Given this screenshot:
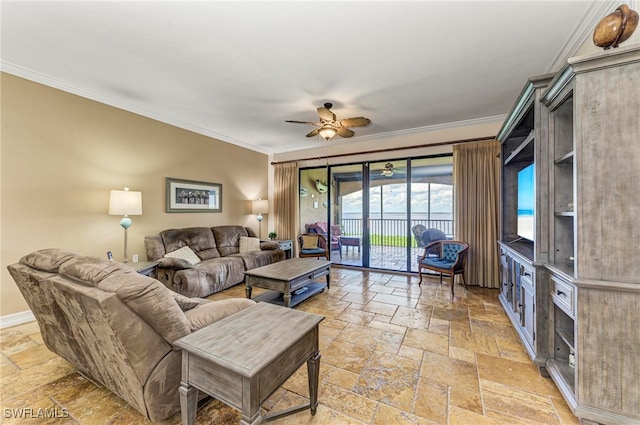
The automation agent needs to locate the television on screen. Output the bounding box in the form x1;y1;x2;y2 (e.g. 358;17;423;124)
517;163;535;241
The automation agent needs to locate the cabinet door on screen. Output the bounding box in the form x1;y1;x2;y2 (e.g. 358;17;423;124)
521;278;535;346
500;251;510;299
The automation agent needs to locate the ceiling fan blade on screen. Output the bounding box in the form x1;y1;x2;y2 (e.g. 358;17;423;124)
306;128;320;137
340;117;371;127
337;127;354;138
285;120;320;125
317;107;336;122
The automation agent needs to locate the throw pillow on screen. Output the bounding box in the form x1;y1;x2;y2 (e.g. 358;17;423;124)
239;236;261;253
170;291;200;311
164;246;201;265
301;235;318;249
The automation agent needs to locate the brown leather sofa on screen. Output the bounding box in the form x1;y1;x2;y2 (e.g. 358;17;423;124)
7;248;256;422
145;225;285;297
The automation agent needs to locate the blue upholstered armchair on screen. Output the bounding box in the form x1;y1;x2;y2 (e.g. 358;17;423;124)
418;240;469;295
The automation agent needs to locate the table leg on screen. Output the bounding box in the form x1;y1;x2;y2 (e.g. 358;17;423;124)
307;351;321;415
326;273;330;289
179;382;198;425
245;281;252;299
283;292;292;308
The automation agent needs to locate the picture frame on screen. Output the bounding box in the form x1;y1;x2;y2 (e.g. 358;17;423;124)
166;177;222;213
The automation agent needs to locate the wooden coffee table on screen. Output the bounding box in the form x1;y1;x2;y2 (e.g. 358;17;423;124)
175;302;324;425
244;258;331;307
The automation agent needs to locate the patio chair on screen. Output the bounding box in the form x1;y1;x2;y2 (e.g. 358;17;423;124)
411;224;427;247
418;240;469;295
298;233;329;260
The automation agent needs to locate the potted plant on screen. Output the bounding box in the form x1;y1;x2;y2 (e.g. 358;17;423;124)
268;232;277;240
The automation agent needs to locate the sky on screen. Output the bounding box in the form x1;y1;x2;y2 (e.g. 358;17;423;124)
342;183;452;215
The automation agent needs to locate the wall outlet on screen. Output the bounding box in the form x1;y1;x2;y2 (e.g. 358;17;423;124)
132;254;139;263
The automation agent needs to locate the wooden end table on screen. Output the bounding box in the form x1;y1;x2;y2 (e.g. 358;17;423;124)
244;258;331;308
174;303;324;425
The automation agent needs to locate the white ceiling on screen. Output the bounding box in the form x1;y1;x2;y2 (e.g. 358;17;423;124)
1;1;610;155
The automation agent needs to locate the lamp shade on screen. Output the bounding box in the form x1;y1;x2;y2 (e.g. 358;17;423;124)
109;188;142;216
252;199;268;215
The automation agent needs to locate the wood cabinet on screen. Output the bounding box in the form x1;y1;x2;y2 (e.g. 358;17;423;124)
497;75;553;372
539;45;640;425
500;45;640;424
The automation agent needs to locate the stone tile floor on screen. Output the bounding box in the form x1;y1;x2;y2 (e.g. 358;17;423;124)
0;267;579;424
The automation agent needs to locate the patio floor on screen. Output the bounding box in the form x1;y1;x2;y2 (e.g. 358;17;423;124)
332;244;425;273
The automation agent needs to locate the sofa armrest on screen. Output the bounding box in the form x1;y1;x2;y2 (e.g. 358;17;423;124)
157;257;193;270
260;241;280;250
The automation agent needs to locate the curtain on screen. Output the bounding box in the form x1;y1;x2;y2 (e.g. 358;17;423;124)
273;162;298;241
453;140;501;288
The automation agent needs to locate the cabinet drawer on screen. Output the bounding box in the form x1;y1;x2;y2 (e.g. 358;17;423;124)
278;241;293;250
520;264;534;288
552;276;575;318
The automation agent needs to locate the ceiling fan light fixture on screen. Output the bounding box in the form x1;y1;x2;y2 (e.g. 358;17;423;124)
318;126;337;141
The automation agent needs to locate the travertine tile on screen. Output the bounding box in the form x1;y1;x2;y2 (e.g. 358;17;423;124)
481;381;561;425
323;338;374;374
336;308;376;326
362;301;399;316
371;293;419;308
318;383;378;423
353;351;420;411
477;354;557;397
420;351;479;392
373;402;437;425
450;328;500;356
413;377;447;423
390;306;431;330
404;329;449;355
449;386;483;414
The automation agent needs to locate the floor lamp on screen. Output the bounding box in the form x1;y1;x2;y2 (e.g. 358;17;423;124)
109;187;142;263
252;198;268;239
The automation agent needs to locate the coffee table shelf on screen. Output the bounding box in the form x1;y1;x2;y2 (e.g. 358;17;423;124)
245;258;331;308
253;282;326;307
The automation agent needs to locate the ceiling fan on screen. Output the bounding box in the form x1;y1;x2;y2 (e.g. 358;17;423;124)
380;162;406;177
286;103;371;141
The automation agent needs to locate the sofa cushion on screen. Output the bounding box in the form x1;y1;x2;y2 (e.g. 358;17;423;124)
212;225;248;256
20;248;78;273
239;236;261;253
59;256;134;285
301;235;319;249
184;298;256;331
164;246;201;265
160;227;220;260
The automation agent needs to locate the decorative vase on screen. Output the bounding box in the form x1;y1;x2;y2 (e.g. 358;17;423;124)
593;4;639;49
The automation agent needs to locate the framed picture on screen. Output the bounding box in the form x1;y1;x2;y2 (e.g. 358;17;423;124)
166;178;222;213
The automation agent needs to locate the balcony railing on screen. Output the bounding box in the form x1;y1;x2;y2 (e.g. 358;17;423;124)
340;218;454;246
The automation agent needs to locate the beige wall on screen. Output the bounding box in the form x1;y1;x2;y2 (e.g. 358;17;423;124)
0;73;269;316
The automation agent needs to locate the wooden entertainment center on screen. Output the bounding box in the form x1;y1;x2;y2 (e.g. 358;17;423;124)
497;46;640;425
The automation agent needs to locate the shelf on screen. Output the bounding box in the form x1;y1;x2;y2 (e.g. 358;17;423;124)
555;327;575;351
547;358;576;393
555;211;574;217
554;150;574;164
504;130;534;165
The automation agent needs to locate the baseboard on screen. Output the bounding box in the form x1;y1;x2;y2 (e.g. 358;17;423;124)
0;310;35;329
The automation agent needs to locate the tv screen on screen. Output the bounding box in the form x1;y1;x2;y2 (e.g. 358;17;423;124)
517;163;535;241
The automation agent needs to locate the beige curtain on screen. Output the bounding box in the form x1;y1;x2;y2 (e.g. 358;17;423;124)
453;140;500;288
273;162;299;240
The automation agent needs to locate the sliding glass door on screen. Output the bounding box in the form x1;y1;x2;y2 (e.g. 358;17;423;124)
299;155;453;272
